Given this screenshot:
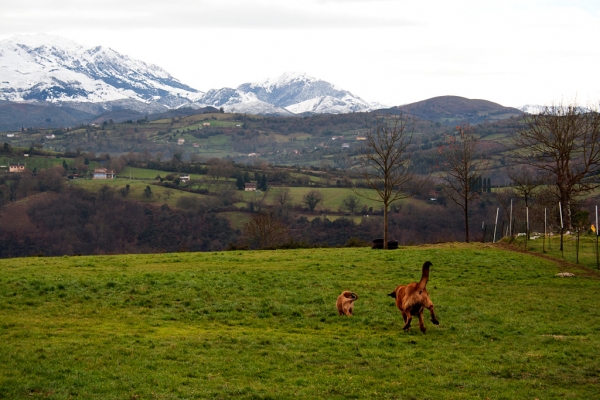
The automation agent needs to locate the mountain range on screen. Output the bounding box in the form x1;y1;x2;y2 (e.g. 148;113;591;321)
0;34;378;117
0;33;530;131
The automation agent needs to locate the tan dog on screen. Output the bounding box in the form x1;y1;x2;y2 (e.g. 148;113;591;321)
388;261;439;333
336;291;358;316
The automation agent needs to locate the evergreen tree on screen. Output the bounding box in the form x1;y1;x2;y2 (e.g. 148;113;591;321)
236;176;245;190
260;174;268;191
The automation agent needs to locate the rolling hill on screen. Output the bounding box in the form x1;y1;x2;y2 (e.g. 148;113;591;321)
386;95;523;125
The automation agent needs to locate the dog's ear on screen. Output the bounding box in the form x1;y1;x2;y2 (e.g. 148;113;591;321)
387;291;396;298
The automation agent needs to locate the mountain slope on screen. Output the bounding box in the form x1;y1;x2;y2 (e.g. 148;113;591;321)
0;34;203;109
0;102;95;131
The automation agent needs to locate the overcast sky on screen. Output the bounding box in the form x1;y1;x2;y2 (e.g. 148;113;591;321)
1;0;599;108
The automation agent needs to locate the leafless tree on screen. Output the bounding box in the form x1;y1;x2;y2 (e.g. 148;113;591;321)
507;166;544;208
352;116;421;248
438;124;489;242
275;187;292;207
244;211;289;249
511;102;600;248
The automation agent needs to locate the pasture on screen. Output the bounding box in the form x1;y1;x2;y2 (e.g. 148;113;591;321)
0;244;599;399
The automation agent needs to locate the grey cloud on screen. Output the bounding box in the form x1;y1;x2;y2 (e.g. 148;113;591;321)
0;0;415;32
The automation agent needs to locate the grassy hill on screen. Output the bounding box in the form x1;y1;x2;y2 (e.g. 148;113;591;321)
394;96;523;125
1;244;599;398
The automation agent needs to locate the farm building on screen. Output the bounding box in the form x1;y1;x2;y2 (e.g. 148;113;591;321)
93;168;116;179
245;182;257;191
9;163;25;173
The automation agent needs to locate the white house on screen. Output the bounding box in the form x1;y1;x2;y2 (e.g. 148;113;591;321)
93;168;116;179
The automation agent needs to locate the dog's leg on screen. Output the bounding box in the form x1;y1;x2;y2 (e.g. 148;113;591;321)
402;314;412;331
418;310;427;333
428;305;439;325
401;310;408;324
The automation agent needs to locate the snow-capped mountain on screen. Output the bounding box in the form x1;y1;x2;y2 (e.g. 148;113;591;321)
519;104;591;114
519;105;545;114
0;33;203;109
0;34;382;117
202;72;379;114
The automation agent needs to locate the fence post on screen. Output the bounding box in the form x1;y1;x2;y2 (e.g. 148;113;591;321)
559;202;564;258
596;206;600;269
526;207;529;250
576;227;579;264
543;208;546;253
482;222;486;243
493;208;499;243
509;199;513;237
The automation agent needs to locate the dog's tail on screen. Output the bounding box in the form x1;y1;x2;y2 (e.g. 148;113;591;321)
387;291;396;298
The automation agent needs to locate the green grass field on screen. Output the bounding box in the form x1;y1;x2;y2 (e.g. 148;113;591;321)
1;244;599;399
0;156;63;171
243;187;387;211
513;233;600;270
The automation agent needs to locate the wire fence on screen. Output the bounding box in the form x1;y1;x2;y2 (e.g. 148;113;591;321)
482;205;600;270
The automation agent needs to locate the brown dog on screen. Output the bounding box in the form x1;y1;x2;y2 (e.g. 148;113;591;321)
388;261;439;333
336;291;358;316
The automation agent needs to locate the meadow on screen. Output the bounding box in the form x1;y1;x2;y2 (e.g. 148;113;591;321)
1;244;599;399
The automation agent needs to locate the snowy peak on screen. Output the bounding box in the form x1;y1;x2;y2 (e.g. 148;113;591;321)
0;33;203;107
0;34;383;116
230;72;377;114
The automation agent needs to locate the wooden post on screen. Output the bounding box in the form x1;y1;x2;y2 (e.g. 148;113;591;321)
482;222;485;243
576;227;580;264
526;207;529;250
596;206;600;269
509;199;513;237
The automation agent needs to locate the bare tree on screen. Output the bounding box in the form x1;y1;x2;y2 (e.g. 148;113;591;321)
507;166;544;208
275;187;292;207
511;102;600;234
303;189;323;212
352;116;421;249
438;124;489;243
244;212;289;249
341;194;361;215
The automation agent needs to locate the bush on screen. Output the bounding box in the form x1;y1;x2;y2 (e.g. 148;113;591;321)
345;237;370;247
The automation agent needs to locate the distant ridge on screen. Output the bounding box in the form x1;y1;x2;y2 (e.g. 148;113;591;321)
383;96;523;125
